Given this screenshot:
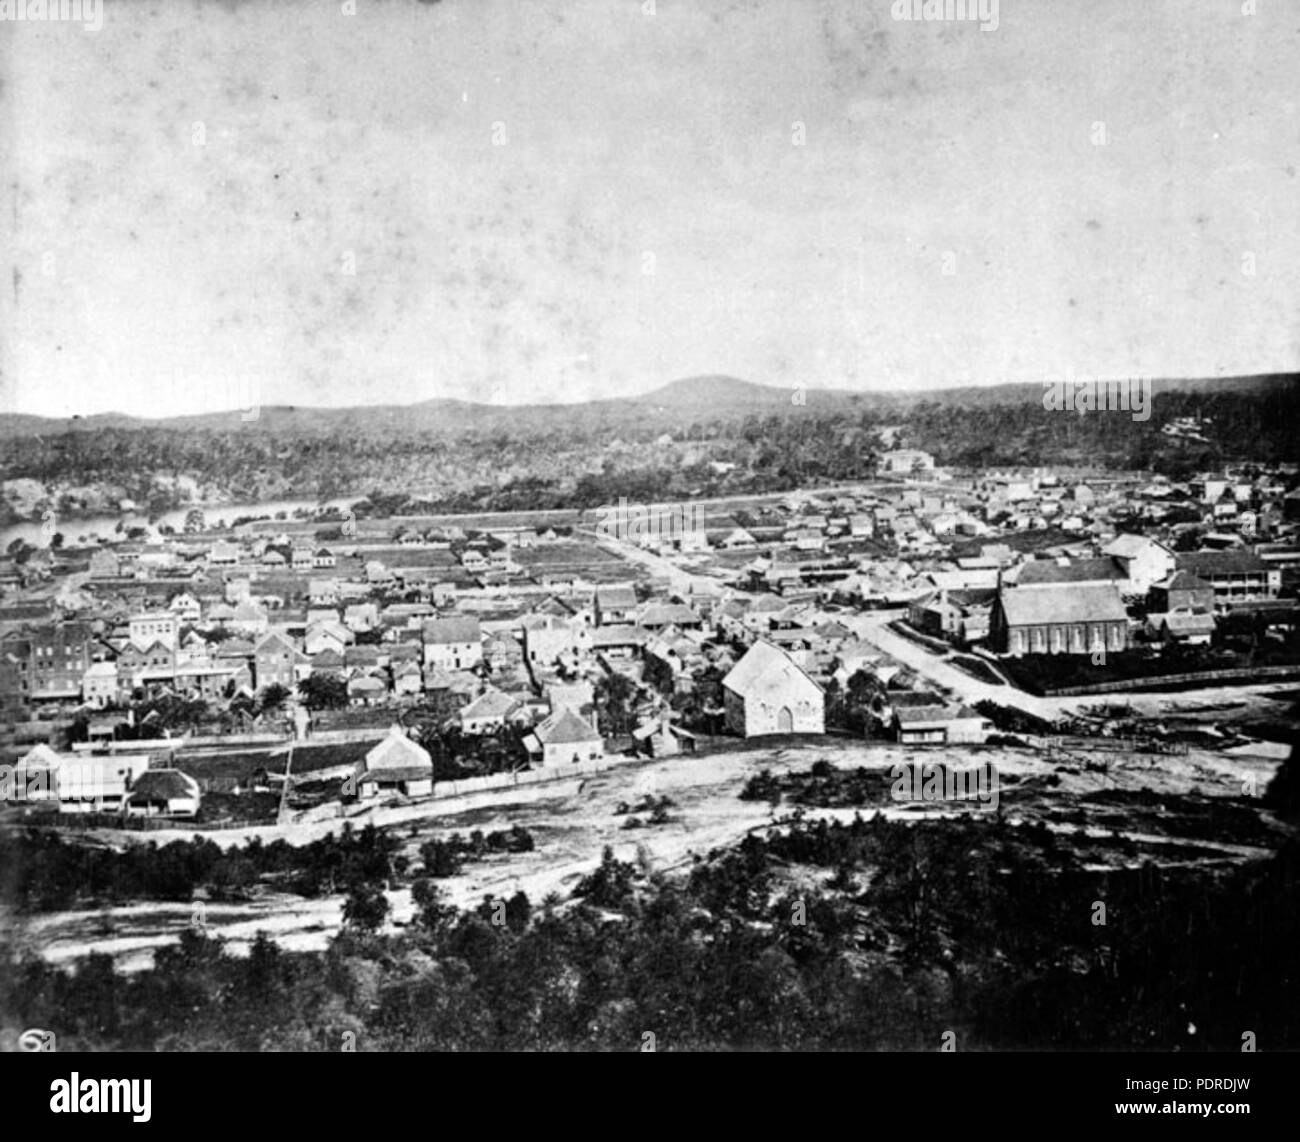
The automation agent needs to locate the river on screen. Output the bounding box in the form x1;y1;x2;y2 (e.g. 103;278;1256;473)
1;496;363;551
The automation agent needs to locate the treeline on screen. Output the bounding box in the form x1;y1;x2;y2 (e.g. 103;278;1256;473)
4;810;1298;1050
5;385;1296;521
3;822;534;911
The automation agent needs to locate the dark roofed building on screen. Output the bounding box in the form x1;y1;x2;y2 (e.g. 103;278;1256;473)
990;583;1129;656
1175;551;1281;606
1008;556;1127;588
124;769;202;818
593;584;639;626
1149;570;1215;615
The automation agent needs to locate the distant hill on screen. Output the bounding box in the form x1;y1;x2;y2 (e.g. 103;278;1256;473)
0;371;1294;439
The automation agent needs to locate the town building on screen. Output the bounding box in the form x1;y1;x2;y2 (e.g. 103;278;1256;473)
721;640;824;736
989;584;1130;656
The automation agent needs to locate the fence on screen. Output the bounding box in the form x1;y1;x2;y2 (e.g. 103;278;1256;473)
1022;734;1190;757
1041;664;1300;696
431;753;634;799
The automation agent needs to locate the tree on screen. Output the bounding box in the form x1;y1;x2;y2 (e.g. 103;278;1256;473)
595;672;637;737
411;878;457;933
298;674;347;710
341;882;390;933
260;683;291;712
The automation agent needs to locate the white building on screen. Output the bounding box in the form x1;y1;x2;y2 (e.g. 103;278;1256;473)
722;641;824;737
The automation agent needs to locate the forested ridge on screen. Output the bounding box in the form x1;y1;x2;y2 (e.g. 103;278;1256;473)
3;381;1296;522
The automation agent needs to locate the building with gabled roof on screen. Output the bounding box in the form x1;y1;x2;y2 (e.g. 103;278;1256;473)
1175;550;1281;607
422;615;482;671
458;685;524;733
523;708;604;767
990;583;1129;656
722;640;824;737
593;584;639;626
124;769;201;818
353;726;433;798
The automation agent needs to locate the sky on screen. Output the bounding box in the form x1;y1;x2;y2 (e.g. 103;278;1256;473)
1;0;1297;418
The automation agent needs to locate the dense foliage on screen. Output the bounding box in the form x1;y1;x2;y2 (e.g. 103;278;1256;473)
4;810;1297;1051
5;382;1297;522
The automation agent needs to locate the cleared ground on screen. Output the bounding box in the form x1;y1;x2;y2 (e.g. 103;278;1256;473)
11;732;1289;974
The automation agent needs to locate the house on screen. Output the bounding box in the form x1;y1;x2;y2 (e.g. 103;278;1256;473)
348;674;389;706
460;549;489;574
593;584;639;626
365;560;395;586
546;680;596;718
178;629;213;666
889;692;992;745
908;589;995;645
117;640;177;688
254;630;306;692
313;547;337;568
228;598;270;637
167;592;202;625
1148;570;1216;615
344;603;381;633
521;613;586;665
82;660;120;708
129;611;178;650
523;708;604;767
308;579;340;606
458;686;524;734
353;727;434;798
590;624;646;659
305;619;354;657
718;527;757;549
791;528;827;553
1146;610;1217;646
848;513;875;538
291;546;316;571
722;640;824;737
208;541;241;566
880;449;935;475
632;713;697;758
1175;551;1281;608
989;584;1130;656
1102;534;1177;595
483;631;525;673
54;754;151;814
393;661;424;696
422;616;483;671
635;602;703;631
124;769;202;818
423;667;479;705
